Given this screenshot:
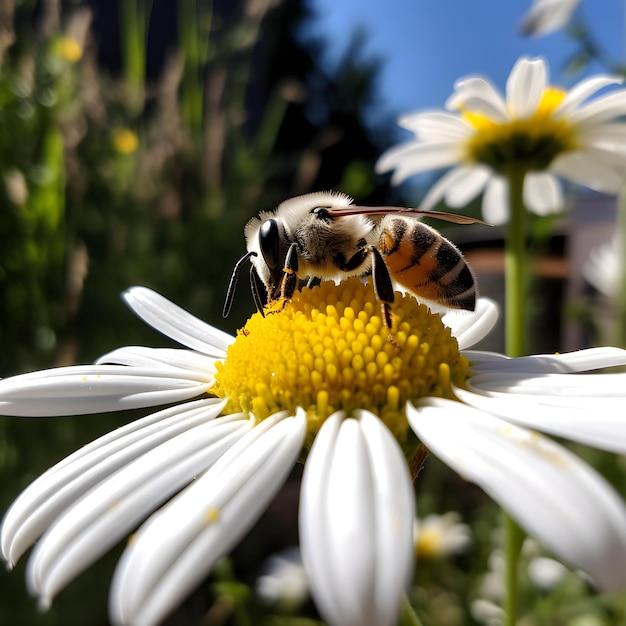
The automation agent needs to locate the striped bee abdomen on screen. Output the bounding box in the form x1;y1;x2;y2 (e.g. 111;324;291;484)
379;217;476;311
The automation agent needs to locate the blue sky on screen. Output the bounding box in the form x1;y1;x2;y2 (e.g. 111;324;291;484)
308;0;625;122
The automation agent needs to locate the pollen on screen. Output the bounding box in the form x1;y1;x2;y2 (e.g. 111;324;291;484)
213;277;468;446
205;507;220;523
462;86;578;173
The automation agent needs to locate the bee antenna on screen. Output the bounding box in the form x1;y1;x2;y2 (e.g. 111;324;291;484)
223;251;257;318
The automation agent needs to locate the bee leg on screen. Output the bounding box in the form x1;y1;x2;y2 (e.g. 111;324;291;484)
281;243;299;301
339;247;397;340
337;246;368;272
370;246;395;332
268;242;299;315
306;276;321;289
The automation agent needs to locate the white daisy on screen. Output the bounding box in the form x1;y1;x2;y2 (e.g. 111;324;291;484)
519;0;580;37
414;511;472;559
376;56;626;225
255;547;308;609
2;279;626;626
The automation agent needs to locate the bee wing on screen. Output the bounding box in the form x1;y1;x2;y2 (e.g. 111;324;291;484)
327;204;490;226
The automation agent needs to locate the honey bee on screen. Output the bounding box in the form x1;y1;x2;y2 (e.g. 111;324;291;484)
223;191;485;328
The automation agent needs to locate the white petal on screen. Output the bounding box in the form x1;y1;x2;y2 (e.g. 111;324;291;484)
109;410;306;626
356;411;415;621
519;0;580;37
470;369;626;401
554;74;624;118
578;123;626;151
454;386;626;455
523;172;563;215
506;57;547;119
96;346;219;375
398;111;473;141
123;287;234;356
0;365;211;417
574;145;626;170
467;369;626;398
466;346;626;374
1;398;226;566
408;398;626;591
551;150;626;194
445;77;509;122
27;414;252;606
567;90;626;127
444;167;492;208
298;412;342;625
314;418;377;625
299;411;414;626
419;165;489;213
481;176;509;225
442;298;499;350
375;142;462;184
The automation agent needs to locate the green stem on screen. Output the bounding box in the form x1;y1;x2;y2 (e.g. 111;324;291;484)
503;513;525;626
502;168;529;626
504;168;528;358
400;596;424;626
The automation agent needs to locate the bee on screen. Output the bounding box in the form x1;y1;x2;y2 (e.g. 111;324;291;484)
222;191;485;328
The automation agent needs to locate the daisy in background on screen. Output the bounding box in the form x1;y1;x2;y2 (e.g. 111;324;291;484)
414;512;472;560
255;547;309;611
376;56;626;226
2;281;626;626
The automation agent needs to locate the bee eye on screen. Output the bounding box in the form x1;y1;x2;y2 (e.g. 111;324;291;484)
312;207;332;222
259;219;280;269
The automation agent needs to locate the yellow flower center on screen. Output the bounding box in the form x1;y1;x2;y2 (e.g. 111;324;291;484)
213;277;468;448
415;527;445;559
462;87;578;173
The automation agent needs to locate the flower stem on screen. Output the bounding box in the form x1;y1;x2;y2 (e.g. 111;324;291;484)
400;596;424;626
504;168;528;358
502;168;529;626
503;513;524;626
